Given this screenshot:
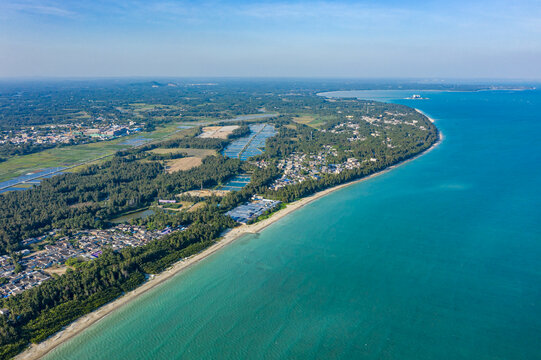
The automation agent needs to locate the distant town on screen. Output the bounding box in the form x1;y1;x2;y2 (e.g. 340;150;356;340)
0;121;144;148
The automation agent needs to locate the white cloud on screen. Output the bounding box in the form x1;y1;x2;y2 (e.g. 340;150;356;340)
1;0;75;17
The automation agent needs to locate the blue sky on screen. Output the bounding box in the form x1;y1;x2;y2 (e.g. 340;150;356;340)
0;0;540;78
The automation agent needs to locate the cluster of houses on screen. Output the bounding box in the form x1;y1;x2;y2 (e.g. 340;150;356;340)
1;127;76;146
22;241;80;269
0;122;142;147
0;263;50;299
74;225;171;258
269;146;361;190
321;121;366;142
0;224;185;298
361;111;428;130
81;123;142;139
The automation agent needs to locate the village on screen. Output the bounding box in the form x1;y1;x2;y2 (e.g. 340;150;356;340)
0;190;286;298
0;120;376;297
0;122;143;147
268;145;362;190
0;224;184;298
322;121;367;142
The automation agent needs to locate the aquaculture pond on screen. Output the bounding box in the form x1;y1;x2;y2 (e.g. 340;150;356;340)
218;175;251;191
222;124;276;160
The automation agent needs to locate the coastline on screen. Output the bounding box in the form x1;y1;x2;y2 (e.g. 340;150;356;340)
414;108;435;123
17;123;442;360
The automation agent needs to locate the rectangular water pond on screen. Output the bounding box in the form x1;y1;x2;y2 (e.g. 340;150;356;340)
217;175;251;191
222;124;276;160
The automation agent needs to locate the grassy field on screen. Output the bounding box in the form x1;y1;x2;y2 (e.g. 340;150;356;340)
0;143;121;182
0;122;199;182
150;147;217;174
291;114;332;128
148;148;217;157
13;183;34;188
187;201;206;212
0;111;257;183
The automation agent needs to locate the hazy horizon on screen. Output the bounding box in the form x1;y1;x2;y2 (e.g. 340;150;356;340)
1;0;540;79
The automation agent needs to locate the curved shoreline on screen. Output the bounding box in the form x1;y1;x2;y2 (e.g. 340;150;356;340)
18;122;442;360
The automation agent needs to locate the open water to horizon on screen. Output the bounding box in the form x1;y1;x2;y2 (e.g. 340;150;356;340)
45;89;541;360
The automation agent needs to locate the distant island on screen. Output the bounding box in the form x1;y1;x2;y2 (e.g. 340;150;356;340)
0;80;439;359
405;94;429;100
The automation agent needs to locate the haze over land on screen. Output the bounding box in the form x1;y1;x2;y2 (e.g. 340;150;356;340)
0;0;540;79
0;1;540;359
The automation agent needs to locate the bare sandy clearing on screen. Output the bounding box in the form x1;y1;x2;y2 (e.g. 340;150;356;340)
43;266;68;276
165;157;202;172
180;189;230;197
199;125;239;139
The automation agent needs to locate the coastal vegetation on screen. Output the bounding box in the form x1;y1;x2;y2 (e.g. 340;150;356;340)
0;82;438;358
0;153;242;252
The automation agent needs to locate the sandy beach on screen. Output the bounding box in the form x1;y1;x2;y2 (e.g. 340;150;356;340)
17;122;442;360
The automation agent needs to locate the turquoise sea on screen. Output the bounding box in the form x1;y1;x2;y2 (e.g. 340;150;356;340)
45;89;541;360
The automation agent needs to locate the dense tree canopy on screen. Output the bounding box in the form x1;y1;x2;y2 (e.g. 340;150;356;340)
0;84;439;358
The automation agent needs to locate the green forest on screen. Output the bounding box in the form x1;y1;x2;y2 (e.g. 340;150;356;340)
0;82;438;358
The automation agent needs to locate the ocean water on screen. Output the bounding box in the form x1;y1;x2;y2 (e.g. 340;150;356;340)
45;90;541;360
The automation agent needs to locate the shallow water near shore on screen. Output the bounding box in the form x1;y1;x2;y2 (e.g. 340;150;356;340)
44;89;541;360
